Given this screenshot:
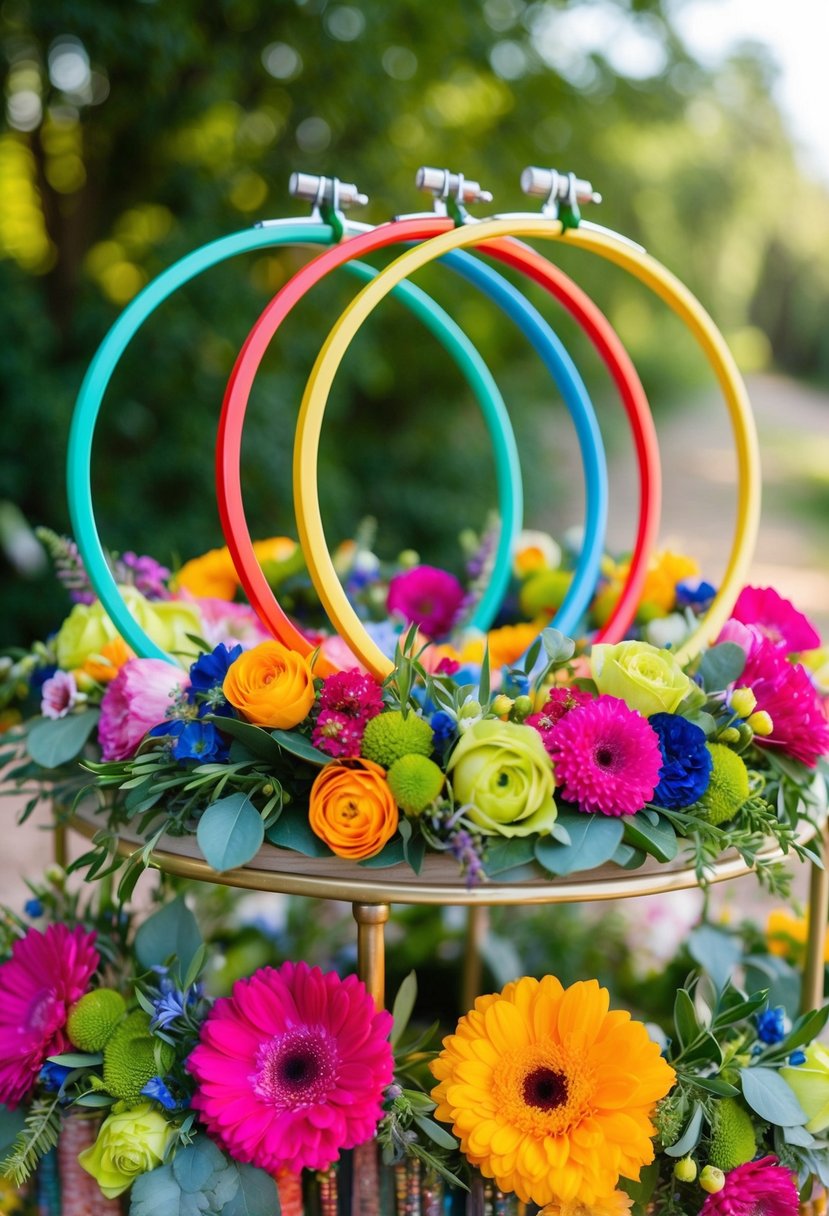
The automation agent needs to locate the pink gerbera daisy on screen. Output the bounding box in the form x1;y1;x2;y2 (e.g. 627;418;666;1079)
731;585;821;654
547;695;663;816
700;1156;799;1216
188;961;393;1175
526;686;594;754
387;565;465;639
720;622;829;767
0;924;99;1107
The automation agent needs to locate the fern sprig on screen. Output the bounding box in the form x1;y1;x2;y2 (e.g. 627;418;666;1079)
0;1093;62;1186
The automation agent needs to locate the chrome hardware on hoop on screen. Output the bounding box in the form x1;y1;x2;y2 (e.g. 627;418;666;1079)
257;173;369;231
396;166;493;223
520;166;602;217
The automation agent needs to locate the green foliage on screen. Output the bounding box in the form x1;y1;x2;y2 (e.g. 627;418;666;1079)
195;793;265;872
0;1093;62;1186
134;895;203;976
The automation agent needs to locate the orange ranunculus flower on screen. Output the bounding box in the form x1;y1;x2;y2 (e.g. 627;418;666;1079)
174;546;239;601
309;759;399;860
222;641;316;729
80;636;134;684
251;536;298;565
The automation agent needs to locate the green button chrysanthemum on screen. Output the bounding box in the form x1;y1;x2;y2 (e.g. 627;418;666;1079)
360;710;434;768
67;988;127;1052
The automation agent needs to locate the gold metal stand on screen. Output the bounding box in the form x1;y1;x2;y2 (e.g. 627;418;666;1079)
351;903;390;1216
462;906;489;1012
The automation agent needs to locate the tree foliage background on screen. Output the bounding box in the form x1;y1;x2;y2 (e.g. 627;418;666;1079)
2;0;828;645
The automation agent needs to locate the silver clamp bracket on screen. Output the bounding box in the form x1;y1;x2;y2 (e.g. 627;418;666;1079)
396;166;493;223
257;173;368;232
520;166;601;227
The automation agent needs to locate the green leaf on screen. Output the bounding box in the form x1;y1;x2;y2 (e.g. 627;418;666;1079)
359;836;408;867
219;1164;278;1216
534;812;623;876
270;729;329;766
664;1103;704;1157
484;835;537;876
698;642;746;691
711;990;768;1030
740;1067;808;1126
266;809;332;857
541;628;576;664
777;1005;829;1055
479;643;491;706
622;812;678;863
172;1137;226;1192
210;716;283;764
27;709;100;768
412;1114;459;1150
390;972;418;1048
688;925;742;992
196;793;264;872
135;896;203;976
681;1032;722;1068
691;1076;740;1097
46;1052;103;1067
73;1093;116;1108
0;1105;25;1157
673;989;700;1050
611;841;643;868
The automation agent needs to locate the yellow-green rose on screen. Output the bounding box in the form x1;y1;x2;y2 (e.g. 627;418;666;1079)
77;1102;174;1198
590;640;693;717
780;1043;829;1133
55;588;202;672
447;719;557;836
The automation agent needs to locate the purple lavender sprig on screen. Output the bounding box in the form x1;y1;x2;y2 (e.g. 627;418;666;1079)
422;804;486;888
36;528;96;603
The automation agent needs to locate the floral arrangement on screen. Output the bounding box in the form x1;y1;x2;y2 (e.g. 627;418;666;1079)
2;880;827;1215
2;528;828;897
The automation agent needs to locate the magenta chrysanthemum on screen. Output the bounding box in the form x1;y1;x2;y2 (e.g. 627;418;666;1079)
0;924;99;1107
312;709;366;758
700;1156;799;1216
526;686;593;754
547;695;663;816
318;669;384;719
386;565;465;639
731;585;821;654
720;622;829;767
187;961;393;1174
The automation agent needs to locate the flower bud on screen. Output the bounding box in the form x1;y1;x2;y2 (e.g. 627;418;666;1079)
700;1166;725;1194
491;694;514;717
397;549;420;569
511;695;534;722
747;710;774;737
459;699;482;721
45;865;66;887
719;726;741;744
730;686;757;719
73;670;97;694
673;1157;697;1183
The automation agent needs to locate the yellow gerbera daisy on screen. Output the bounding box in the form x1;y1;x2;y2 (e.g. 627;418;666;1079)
540;1191;633;1215
430;976;675;1208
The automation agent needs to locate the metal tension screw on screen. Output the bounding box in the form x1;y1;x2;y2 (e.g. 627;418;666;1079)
288;172;369;210
520;166;601;215
416;166;493;207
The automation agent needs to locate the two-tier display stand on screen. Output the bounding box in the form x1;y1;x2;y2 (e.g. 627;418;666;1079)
68;805;829;1214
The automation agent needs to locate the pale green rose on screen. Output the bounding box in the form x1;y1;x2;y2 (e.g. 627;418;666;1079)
77;1101;174;1198
447;719;557;837
590;640;693;717
55;588;202;671
780;1043;829;1133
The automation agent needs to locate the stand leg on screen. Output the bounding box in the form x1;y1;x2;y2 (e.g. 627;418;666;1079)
462;906;489;1012
802;824;829;1014
351;903;390;1216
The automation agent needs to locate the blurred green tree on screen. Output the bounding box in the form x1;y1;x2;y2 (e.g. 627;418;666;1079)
1;0;827;645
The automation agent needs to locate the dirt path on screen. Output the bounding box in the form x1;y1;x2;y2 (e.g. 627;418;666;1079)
2;372;827;910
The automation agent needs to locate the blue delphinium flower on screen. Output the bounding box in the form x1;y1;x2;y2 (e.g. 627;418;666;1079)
151;987;189;1031
788;1050;807;1066
24;897;44;918
649;713;713;808
429;710;457;757
675;578;716;611
756;1006;788;1044
141;1075;180;1110
189;643;242;696
170;720;228;764
39;1061;73;1091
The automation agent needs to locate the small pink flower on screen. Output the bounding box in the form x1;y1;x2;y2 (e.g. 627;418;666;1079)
700;1156;799;1216
547;695;663;816
312;709;366;758
526;686;593;754
387;565;465;639
319;669;384;719
0;924;99;1107
98;658;189;760
188;961;393;1175
40;670;79;719
730;585;821;654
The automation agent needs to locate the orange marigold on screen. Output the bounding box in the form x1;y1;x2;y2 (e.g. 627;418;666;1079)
431;976;675;1208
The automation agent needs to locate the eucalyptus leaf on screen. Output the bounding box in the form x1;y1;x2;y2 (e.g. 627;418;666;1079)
196;793;264;872
270;729;329;766
219;1164;278;1216
27;709;100;769
359;837;407;867
391;972;417;1048
209;716;283;764
740;1067;808;1126
541;628;576;664
483;836;537;875
266;810;332;857
172;1137;227;1193
664;1104;704;1157
622;812;678;863
534;813;623;876
783;1123;815;1147
688;925;742;992
135;896;203;976
698;642;746;691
